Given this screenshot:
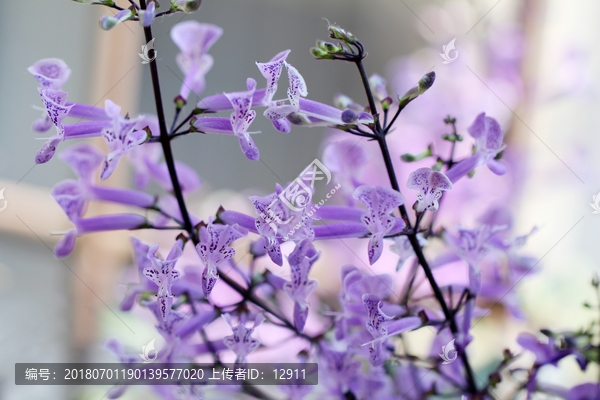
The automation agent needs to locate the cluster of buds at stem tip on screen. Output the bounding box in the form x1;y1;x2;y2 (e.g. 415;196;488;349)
310;24;363;60
397;71;436;109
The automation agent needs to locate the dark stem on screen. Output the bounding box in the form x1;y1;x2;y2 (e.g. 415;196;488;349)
140;5;315;342
140;0;198;244
353;56;478;394
170;106;182;134
172;110;196;134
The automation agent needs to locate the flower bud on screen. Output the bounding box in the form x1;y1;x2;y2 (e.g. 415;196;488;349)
341;109;358;124
310;47;334;59
328;24;357;44
171;0;202;13
398;71;436;107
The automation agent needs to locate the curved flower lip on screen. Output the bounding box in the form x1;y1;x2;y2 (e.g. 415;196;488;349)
28;58;71;90
197;89;268;111
256;49;291;103
171;21;223;57
192;117;260;135
407;167;452;213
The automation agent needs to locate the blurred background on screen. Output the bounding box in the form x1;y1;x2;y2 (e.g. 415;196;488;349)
1;0;600;398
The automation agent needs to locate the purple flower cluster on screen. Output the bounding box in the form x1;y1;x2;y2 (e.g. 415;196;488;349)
28;2;595;399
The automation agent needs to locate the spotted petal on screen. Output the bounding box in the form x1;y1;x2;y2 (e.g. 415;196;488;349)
256;49;291;103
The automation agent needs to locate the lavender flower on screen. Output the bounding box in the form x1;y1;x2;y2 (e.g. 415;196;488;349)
446;113;507;183
283;239;319;332
361;294;421;365
171;21;222;100
100;99;147;180
28;58;71;89
222;313;265;365
54;214;148;257
143;240;183;321
406;167;452;213
390;234;427;271
120;238;157;311
224;78;260;160
195;217;248;297
353;185;405;264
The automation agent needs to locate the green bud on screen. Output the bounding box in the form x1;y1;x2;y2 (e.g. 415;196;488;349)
171;0;201;13
310;47;334;59
593;274;599;288
381;97;392;112
174;95;187;110
323;42;341;53
401;145;432;162
467;170;476;178
443;115;456;125
327;24;357;44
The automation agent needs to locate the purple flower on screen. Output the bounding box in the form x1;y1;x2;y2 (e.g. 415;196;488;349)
28;58;71;90
264;61;307;121
361;294;421;365
256;49;291;105
517;333;573;367
446;113;507;183
222;313;265;365
566;383;600;400
283;239;320;332
256;50;293;132
224;78;260;160
369;74;388;102
322;139;371;205
319;346;361;396
249;188;286;266
143;299;187;342
100;9;133;31
177;309;218;339
445;224;504;293
51;144;156;218
54;214;147;257
390;234;427;271
143;240;183;321
171;21;223;100
138;1;155;27
100;99;147;180
332;266;396;341
120;238;157;311
128;117;202;193
352;185;406;264
195;217;248;297
34;88;73;163
406;167;452;213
